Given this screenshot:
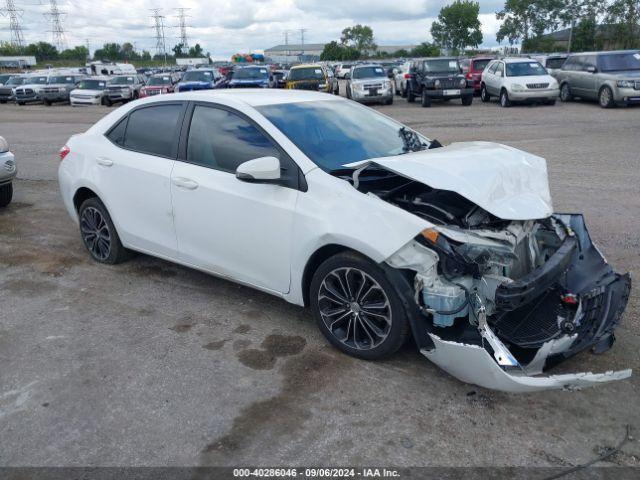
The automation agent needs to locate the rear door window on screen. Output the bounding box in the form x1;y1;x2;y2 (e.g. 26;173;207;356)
122;104;183;158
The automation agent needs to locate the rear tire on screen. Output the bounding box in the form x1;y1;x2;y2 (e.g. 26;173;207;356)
480;84;490;102
407;86;416;103
421;90;431;107
309;251;409;360
0;182;13;207
78;197;131;264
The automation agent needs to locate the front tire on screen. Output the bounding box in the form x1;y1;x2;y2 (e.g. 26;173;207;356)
0;182;13;207
78;197;131;264
407;86;416;103
599;86;614;108
310;252;409;360
421;90;431;107
401;84;407;98
461;95;473;106
500;89;511;108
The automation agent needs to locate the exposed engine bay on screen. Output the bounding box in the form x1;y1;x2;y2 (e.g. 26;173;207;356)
341;164;632;392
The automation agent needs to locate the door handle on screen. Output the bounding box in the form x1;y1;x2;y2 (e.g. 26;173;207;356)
96;157;113;167
172;177;199;190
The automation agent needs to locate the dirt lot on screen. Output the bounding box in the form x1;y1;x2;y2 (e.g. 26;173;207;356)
1;96;639;468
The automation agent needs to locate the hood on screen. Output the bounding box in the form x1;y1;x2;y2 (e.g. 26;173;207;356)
602;69;640;79
349;142;553;220
512;74;556;83
179;80;212;86
230;78;268;84
71;89;102;95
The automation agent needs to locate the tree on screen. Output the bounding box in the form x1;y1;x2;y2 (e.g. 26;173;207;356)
172;43;186;58
188;43;204;58
340;24;377;54
410;42;441;57
141;50;152;61
320;41;361;61
24;42;59;61
430;1;483;53
496;0;563;45
121;42;137;61
60;46;89;61
605;0;640;49
94;43;122;61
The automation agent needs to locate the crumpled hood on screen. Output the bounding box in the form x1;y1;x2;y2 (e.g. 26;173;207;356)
350;141;553;220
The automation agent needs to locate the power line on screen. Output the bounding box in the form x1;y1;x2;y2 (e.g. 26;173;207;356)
1;0;26;47
44;0;66;51
174;7;190;51
150;8;167;62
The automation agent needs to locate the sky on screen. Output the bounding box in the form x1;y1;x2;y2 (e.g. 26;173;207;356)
2;1;508;59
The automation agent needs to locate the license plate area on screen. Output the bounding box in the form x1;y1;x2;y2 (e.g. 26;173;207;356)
443;89;460;96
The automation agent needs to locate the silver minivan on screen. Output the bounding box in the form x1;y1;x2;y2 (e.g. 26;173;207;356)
555;50;640;108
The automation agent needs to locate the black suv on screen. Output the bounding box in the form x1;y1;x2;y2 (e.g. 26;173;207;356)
407;57;474;107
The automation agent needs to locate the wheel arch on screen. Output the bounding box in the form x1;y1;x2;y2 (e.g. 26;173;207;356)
73;186;99;212
301;243;359;307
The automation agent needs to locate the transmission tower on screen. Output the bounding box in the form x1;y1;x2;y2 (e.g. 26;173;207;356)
44;0;66;51
150;8;167;60
1;0;26;47
174;8;190;52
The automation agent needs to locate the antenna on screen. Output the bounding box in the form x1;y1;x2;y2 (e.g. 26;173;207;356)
44;0;66;51
150;8;167;61
174;8;190;52
1;0;25;48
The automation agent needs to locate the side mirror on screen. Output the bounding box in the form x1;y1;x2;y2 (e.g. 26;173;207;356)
586;66;597;73
236;156;281;183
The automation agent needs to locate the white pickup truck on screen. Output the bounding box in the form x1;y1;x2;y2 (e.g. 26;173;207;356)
0;136;16;207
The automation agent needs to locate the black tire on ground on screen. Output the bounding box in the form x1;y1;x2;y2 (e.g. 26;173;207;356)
545;99;557;106
346;86;351;99
309;251;410;360
560;83;573;102
0;100;6;104
500;89;511;108
407;86;415;103
0;182;13;207
421;90;431;107
480;84;490;102
104;97;112;107
78;197;131;265
44;99;52;106
17;102;25;106
385;96;393;105
461;95;473;106
599;86;615;108
401;84;407;98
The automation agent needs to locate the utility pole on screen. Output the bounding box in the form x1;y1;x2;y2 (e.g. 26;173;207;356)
175;8;190;53
86;38;91;60
150;8;167;64
299;28;307;55
1;0;25;48
45;0;66;52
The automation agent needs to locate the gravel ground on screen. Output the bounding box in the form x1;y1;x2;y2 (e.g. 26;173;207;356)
0;95;639;468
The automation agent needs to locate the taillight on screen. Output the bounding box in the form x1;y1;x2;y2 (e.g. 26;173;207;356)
59;145;70;161
403;73;411;79
466;72;473;79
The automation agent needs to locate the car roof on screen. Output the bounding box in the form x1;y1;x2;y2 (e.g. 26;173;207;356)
291;64;322;69
137;89;344;107
567;49;639;56
501;57;542;63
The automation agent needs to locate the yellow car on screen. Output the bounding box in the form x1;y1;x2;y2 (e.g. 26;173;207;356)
286;64;337;94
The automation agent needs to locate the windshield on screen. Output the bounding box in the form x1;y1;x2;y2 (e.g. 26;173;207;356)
546;57;566;69
0;75;12;83
257;100;428;172
48;76;75;84
110;76;135;85
352;66;386;79
599;52;640;72
27;77;48;84
506;62;547;77
424;59;460;73
182;70;214;82
472;59;491;71
288;67;324;81
6;77;25;86
148;76;171;86
77;80;106;90
234;68;269;80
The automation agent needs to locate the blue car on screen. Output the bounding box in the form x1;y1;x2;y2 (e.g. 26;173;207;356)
175;69;222;92
228;66;270;88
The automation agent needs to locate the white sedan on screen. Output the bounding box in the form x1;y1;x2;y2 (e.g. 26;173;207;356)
58;90;631;392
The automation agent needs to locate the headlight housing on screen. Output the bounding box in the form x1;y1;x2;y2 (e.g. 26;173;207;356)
511;83;525;91
459;78;466;88
0;136;9;153
617;80;635;88
434;79;441;89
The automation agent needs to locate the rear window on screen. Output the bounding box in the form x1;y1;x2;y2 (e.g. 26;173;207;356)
545;57;566;69
121;104;183;158
472;59;491;71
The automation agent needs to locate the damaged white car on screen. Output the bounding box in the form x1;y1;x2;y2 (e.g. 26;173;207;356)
58;90;631;393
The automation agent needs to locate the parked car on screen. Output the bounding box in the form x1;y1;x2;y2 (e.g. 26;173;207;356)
0;74;15;86
286;64;334;93
14;74;49;105
105;75;146;106
464;56;494;94
175;68;222;92
345;64;393;105
532;54;568;77
58;90;631;393
0;75;26;103
42;74;87;105
228;66;270;88
0;136;16;207
393;61;411;97
140;73;179;98
336;63;354;79
555;50;640;108
406;57;473;107
481;58;559;107
69;77;110;106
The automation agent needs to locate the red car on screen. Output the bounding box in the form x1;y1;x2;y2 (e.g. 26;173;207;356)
464;57;493;94
139;74;178;98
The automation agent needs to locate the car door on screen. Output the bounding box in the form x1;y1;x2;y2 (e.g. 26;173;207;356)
582;55;599;99
568;56;589;97
170;103;300;294
98;102;186;258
